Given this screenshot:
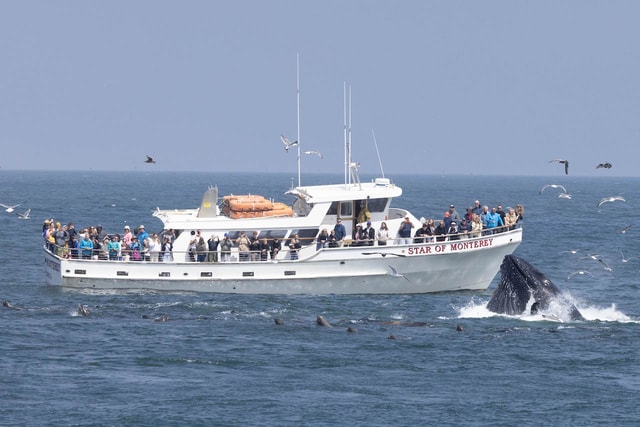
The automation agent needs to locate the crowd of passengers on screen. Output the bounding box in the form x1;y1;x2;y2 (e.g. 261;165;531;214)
43;201;523;263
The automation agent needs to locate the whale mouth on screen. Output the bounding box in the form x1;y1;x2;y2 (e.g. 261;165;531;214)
487;255;584;321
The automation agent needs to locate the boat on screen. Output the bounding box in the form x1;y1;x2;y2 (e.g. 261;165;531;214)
43;78;522;294
43;172;522;293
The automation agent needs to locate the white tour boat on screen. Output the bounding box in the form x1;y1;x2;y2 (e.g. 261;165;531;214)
43;173;522;294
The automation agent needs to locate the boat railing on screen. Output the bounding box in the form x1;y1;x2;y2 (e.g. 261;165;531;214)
43;224;520;263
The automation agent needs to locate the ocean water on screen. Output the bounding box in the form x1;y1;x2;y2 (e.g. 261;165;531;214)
1;171;639;426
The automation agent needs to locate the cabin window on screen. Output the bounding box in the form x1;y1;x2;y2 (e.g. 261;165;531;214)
258;230;288;239
340;203;352;217
367;198;388;213
328;202;338;215
290;229;319;245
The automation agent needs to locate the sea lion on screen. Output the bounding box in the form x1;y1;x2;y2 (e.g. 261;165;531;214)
316;315;332;327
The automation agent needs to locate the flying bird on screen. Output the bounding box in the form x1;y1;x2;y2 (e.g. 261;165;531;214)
144;155;156;164
539;184;567;194
280;134;298;152
597;196;626;207
619;250;636;263
388;265;410;281
566;270;594;281
596;162;612;169
620;225;632;234
0;203;20;213
16;208;31;219
558;193;572;199
549;159;569;175
304;150;323;158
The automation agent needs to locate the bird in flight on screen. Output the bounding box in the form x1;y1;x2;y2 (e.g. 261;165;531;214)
388;265;410;281
620;225;632;234
549;159;569;175
0;203;20;213
566;270;594;281
145;155;156;164
539;184;568;194
597;196;626;207
16;208;31;219
558;192;572;199
280;134;298;152
304;150;323;158
596;162;612;169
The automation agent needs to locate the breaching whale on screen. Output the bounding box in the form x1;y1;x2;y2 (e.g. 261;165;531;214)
487;255;584;320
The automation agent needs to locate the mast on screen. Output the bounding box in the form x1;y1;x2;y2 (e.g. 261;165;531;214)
296;53;301;187
343;82;348;186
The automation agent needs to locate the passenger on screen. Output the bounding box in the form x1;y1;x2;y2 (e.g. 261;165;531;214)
260;238;269;261
148;233;161;262
459;218;472;238
334;218;347;247
352;224;364;246
434;220;447;242
515;204;525;227
327;230;338;248
397;216;414;245
472;200;483;216
44;221;55;252
54;224;69;257
89;226;102;259
196;236;208;262
220;233;233;262
448;204;462;224
504;207;518;230
464;207;474;223
414;221;431;243
122;225;133;255
188;230;199;262
236;231;251;262
100;236;110;260
316;229;329;250
137;225;149;248
269;237;282;259
357;200;371;223
161;235;173;262
447;221;460;241
364;221;376;246
471;214;483;238
67;222;79;259
129;236;142;261
288;233;301;260
443;211;452;230
480;206;490;231
485;207;505;234
249;231;261;261
377;222;390;246
108;234;122;260
96;224;108;242
207;234;219;262
79;234;94;260
496;205;506;224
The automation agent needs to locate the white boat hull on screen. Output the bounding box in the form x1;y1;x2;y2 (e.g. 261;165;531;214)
44;229;521;294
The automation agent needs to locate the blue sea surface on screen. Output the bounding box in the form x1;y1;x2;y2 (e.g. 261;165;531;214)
1;171;639;426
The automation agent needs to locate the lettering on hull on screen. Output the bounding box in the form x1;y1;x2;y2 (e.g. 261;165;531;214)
407;238;494;256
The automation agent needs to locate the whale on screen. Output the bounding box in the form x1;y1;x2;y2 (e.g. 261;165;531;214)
487;255;584;321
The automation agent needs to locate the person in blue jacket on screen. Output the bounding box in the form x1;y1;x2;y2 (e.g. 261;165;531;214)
333;218;347;247
79;234;94;259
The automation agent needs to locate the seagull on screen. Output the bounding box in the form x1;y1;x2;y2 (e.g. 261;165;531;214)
620;225;632;234
558;193;572;199
16;208;31;219
598;258;613;272
0;203;20;213
596;162;612;169
619;250;637;263
304;150;323;158
597;196;626;207
280;134;298;152
566;270;594;281
549;159;569;175
539;184;567;194
144;155;156;164
388;265;410;281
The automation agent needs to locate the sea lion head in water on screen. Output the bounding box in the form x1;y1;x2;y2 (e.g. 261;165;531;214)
316;315;332;327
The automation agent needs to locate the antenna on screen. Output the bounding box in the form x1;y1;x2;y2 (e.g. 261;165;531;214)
371;129;385;178
343;82;348;186
296;53;301;187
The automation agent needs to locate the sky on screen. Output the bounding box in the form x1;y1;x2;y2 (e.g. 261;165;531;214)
1;1;639;177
